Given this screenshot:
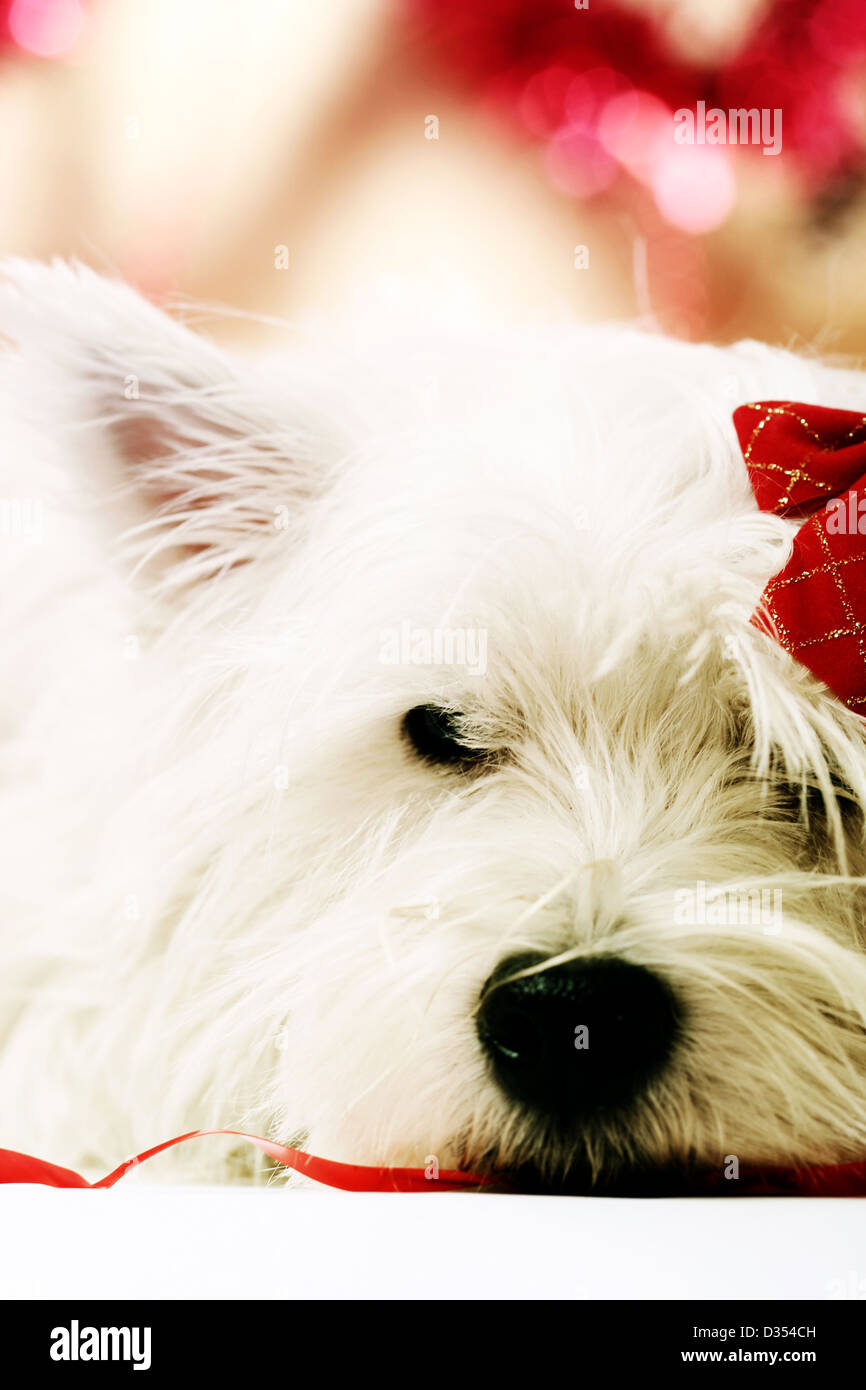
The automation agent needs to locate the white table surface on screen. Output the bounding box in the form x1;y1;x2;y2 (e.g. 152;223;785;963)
2;1188;865;1299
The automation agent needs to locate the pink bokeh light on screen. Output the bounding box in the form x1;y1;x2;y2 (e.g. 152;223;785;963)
651;143;737;235
597;90;671;184
545;124;618;198
8;0;85;58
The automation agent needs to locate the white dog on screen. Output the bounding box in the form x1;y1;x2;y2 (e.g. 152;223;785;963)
2;260;866;1189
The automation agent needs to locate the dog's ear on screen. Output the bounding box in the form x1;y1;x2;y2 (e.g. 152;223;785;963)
0;259;338;591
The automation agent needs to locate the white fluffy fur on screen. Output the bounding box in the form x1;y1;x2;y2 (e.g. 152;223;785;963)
2;260;866;1186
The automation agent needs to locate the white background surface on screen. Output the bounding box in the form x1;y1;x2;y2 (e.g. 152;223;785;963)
2;1189;865;1300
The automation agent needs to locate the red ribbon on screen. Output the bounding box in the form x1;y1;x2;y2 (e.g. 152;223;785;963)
734;400;866;714
0;1129;493;1192
3;1129;866;1194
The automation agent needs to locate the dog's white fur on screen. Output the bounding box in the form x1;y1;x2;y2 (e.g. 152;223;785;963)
2;260;866;1186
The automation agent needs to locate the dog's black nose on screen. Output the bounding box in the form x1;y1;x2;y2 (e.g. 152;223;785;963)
476;953;679;1118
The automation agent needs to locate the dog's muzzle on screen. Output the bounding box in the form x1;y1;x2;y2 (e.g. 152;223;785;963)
476;953;679;1120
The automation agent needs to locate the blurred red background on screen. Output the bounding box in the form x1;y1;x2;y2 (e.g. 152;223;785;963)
3;0;866;349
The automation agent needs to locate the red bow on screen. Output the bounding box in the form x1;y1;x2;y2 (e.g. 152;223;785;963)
734;400;866;714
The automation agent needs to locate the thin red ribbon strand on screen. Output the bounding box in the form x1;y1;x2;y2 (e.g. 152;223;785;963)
2;1129;866;1194
0;1129;493;1192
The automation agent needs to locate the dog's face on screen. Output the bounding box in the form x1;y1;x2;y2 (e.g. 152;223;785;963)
266;378;866;1190
5;263;866;1186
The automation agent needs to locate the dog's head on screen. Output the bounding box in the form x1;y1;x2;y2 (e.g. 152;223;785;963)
5;262;866;1188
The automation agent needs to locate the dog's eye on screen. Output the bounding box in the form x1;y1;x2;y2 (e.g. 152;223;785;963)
403;704;487;767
